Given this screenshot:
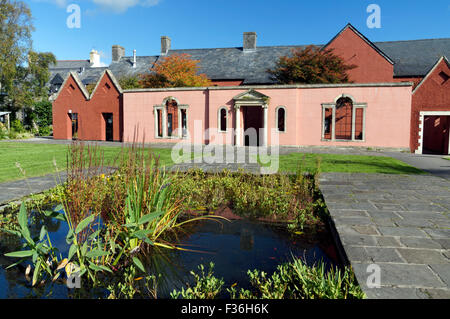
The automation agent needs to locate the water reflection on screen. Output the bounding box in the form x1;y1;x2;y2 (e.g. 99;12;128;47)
142;218;337;298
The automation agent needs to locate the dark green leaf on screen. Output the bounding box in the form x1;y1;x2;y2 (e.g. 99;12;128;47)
32;260;41;286
4;250;34;258
66;228;74;245
132;257;146;273
88;261;111;273
75;215;95;234
18;202;28;232
68;244;77;262
39;225;47;241
53;204;64;212
138;211;165;225
85;249;109;259
5;258;26;270
88;230;101;240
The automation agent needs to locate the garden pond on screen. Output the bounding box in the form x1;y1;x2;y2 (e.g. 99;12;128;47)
0;206;339;299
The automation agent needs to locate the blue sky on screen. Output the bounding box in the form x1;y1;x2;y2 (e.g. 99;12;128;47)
27;0;450;65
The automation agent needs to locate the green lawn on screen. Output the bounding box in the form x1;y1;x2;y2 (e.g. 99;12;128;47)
0;143;426;184
0;142;176;183
260;153;426;175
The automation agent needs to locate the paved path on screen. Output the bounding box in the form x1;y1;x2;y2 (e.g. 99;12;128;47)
385;152;450;180
0;172;67;206
320;173;450;299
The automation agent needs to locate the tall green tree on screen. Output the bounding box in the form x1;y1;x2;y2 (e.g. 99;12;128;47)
0;0;34;97
0;1;56;115
267;45;357;84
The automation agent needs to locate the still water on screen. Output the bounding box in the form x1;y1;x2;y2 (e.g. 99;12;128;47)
0;211;338;299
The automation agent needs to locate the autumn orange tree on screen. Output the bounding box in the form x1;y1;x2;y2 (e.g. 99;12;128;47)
140;53;212;88
267;45;356;84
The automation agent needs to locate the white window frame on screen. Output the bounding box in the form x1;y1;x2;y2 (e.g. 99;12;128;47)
218;106;228;133
416;111;450;154
153;96;189;139
275;106;287;133
321;94;367;142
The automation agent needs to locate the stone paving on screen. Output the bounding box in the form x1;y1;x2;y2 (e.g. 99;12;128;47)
320;172;450;299
0;172;67;206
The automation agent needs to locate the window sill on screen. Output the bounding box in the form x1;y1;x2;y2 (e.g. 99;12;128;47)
155;136;188;140
321;139;366;143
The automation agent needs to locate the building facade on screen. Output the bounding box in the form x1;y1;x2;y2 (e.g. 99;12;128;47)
51;24;450;154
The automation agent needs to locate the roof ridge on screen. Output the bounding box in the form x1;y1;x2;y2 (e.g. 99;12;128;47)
118;44;325;59
375;37;450;44
56;59;89;62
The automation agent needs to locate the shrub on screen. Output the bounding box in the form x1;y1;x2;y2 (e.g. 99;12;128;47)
38;125;51;136
11;119;25;133
173;169;323;230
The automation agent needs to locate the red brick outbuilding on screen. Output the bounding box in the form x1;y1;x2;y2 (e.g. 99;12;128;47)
412;57;450;154
52;70;123;141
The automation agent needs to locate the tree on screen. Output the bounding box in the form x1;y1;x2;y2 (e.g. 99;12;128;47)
0;1;56;115
139;53;212;88
0;0;34;98
118;75;143;90
33;100;52;127
267;45;356;84
7;50;56;118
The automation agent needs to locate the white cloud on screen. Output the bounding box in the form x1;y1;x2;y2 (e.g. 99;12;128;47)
32;0;68;7
92;0;161;13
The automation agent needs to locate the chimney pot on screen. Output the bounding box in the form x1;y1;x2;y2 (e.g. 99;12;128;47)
112;45;125;62
133;49;137;68
243;32;257;51
161;36;171;55
90;49;101;67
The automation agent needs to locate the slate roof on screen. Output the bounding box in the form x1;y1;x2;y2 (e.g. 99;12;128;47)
108;45;312;85
108;39;450;84
48;28;450;87
375;38;450;77
50;60;91;70
49;67;108;86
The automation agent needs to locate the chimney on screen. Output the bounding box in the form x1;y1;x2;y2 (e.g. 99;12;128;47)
243;32;257;52
132;49;137;68
90;49;101;67
112;45;125;62
161;36;171;55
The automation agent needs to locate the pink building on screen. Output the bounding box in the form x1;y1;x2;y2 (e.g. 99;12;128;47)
121;82;413;149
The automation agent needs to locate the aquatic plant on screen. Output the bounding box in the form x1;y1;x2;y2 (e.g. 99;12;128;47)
1;140;343;298
170;262;224;299
229;257;365;299
171;258;365;300
2;202;58;286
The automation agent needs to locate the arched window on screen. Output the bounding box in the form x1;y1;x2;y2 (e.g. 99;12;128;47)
335;97;353;140
322;95;366;141
276;106;286;132
154;97;189;139
166;98;178;137
218;107;228;132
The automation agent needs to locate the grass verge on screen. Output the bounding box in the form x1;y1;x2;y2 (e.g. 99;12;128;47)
0;142;176;183
260;153;426;175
